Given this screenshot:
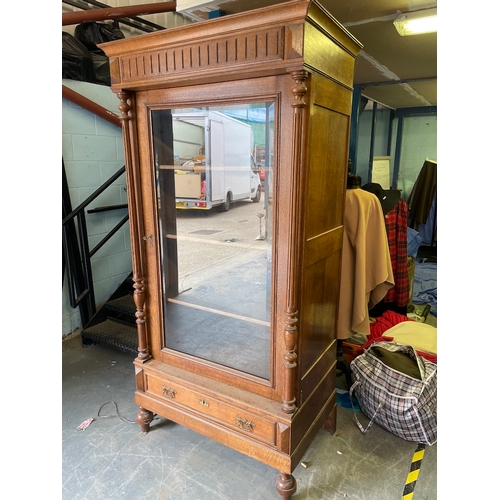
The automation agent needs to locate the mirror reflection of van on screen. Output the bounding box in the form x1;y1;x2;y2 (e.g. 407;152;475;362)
170;110;262;211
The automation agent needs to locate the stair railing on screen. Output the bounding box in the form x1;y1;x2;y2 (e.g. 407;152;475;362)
62;0;178;30
62;85;128;327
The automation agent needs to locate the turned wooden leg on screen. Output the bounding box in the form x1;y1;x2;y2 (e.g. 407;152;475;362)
275;472;296;499
136;406;154;433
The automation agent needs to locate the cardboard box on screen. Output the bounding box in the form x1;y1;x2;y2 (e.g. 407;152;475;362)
175;172;202;198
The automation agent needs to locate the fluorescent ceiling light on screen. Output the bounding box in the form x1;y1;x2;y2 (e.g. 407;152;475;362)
393;8;437;36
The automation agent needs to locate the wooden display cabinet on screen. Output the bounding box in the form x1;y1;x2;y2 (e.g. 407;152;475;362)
101;1;361;497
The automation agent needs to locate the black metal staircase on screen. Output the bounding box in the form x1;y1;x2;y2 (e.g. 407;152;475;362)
80;273;138;353
63;86;138;355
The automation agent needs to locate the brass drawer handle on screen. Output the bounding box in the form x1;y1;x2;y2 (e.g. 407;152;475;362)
236;416;255;432
198;399;209;407
162;386;176;399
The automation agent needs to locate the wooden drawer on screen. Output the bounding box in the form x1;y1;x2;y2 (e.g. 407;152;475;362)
145;374;277;445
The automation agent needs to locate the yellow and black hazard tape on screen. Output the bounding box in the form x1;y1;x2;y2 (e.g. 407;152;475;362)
402;443;426;500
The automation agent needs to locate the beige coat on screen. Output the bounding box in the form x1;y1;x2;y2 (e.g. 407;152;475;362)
337;188;395;340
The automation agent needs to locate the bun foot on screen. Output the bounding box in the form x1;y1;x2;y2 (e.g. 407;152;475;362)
136;407;154;433
275;472;296;499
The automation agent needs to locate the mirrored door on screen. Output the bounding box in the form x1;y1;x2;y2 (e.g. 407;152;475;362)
151;102;275;379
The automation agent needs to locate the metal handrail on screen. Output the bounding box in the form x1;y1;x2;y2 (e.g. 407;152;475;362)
63;85;121;127
62;165;126;226
62;0;168;33
62;0;177;27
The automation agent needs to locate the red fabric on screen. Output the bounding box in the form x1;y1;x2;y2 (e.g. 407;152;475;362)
362;310;437;363
367;310;412;341
416;351;437;363
383;198;409;307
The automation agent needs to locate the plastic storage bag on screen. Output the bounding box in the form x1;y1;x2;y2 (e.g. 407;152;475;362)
62;31;95;83
349;341;437;445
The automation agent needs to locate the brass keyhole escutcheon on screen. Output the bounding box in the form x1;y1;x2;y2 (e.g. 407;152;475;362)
198;399;209;407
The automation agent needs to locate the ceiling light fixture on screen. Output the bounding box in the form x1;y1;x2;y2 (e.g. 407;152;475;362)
393;7;437;36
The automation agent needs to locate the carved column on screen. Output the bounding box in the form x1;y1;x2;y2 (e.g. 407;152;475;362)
117;90;150;362
281;70;309;414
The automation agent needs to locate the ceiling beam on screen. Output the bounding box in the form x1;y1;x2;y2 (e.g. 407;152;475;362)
357;77;436;88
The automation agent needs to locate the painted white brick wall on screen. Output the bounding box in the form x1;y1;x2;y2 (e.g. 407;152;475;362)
62;79;131;337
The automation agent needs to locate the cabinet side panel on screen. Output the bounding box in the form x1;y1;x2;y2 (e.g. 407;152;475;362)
297;74;351;410
303;21;358;89
299;251;341;399
305;100;351;239
290;363;337;464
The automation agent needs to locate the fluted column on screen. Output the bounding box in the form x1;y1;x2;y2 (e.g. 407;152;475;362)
281;69;308;414
117;90;150;362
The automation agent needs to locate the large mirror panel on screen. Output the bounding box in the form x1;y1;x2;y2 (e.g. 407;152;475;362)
151;102;275;379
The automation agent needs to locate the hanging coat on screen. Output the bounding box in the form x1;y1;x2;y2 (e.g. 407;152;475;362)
383;197;409;307
337;189;395;340
407;159;437;229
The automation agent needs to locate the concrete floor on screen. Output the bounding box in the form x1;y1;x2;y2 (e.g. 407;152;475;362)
62;335;437;500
